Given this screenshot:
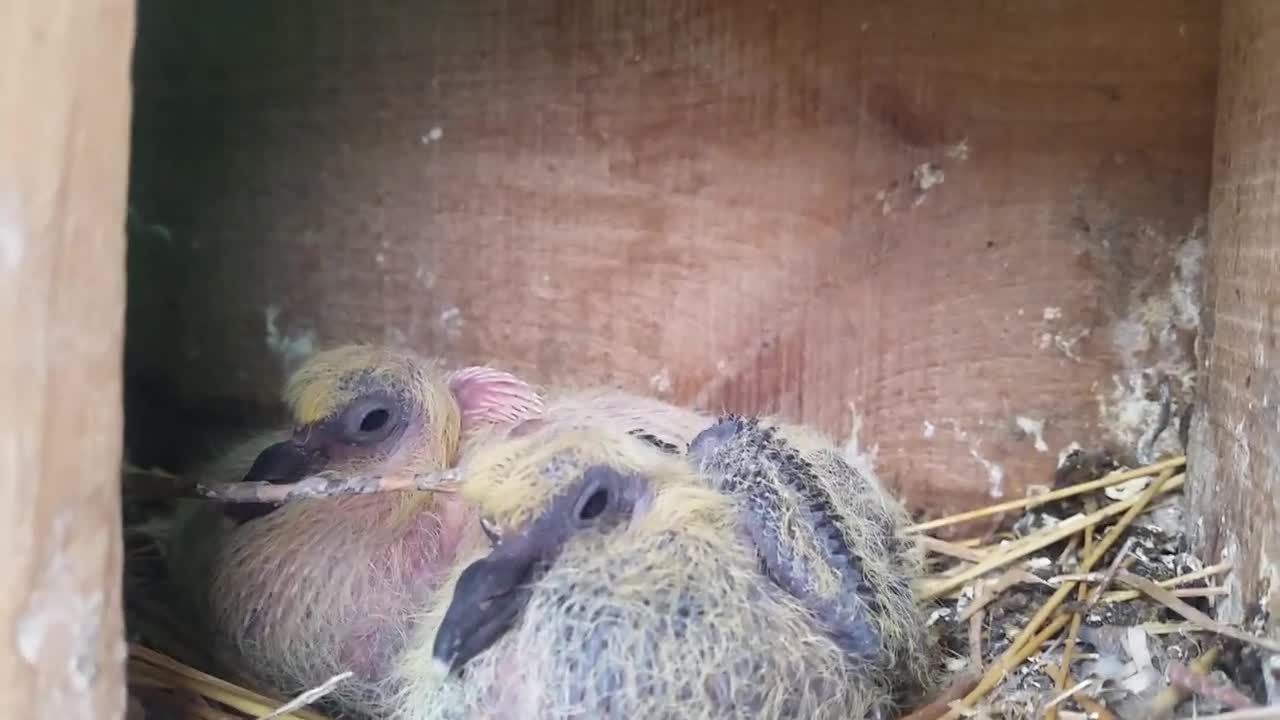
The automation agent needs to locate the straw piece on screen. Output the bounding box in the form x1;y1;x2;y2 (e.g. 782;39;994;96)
906;456;1185;533
1048;572;1111;584
1055;534;1080;566
1114;571;1280;653
1083;537;1136;605
130;659;282;720
1157;562;1234;587
969;609;985;670
1096;586;1229;605
919;536;994;563
918;536;1047;589
128;644;333;720
942;613;1073;719
1074;693;1119;720
920;473;1184;601
1054;562;1232;591
1048;526;1094;720
1043;680;1094;713
257;672;354;720
1048;573;1088;718
196;468;460;503
957;567;1030;622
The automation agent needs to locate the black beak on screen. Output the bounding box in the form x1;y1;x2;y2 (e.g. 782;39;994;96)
224;440;327;523
430;466;646;673
431;546;540;674
243;440;325;485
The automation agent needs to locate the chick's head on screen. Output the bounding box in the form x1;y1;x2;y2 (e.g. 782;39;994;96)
400;426;868;720
433;424;734;668
230;344;544;520
181;346;544;713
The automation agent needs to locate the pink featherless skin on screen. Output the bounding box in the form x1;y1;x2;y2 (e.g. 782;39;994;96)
447;366;547;427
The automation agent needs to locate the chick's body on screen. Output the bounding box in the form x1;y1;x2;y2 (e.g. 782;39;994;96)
167;346;713;717
689;415;934;703
200;477;482;712
411;516;857;719
394;417;932;720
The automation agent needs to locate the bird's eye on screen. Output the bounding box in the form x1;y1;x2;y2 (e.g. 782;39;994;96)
479;516;502;546
359;408;390;432
577;488;609;522
342;397;400;443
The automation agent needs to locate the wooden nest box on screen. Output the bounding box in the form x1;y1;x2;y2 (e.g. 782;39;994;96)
3;1;1278;715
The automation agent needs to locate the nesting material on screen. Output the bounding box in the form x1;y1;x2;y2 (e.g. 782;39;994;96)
123;451;1278;720
127;643;335;720
915;454;1279;720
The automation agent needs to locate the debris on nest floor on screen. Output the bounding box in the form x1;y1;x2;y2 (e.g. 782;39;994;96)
909;454;1280;720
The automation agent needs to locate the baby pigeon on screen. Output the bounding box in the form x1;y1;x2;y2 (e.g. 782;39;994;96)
166;344;541;713
391;414;933;720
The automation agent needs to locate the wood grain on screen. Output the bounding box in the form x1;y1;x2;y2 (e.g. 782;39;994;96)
125;1;1218;526
1187;0;1280;634
0;0;135;716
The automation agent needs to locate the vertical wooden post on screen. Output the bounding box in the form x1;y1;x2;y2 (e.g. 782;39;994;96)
0;0;135;717
1189;0;1280;634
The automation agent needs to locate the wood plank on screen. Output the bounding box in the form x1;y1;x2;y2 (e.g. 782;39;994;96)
1187;0;1280;634
0;0;135;715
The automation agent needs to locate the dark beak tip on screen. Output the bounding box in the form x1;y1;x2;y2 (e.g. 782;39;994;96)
428;638;465;676
430;549;539;674
243;440;313;485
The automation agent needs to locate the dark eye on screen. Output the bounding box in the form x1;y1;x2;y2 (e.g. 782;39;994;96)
359;408;390;432
342;397;400;443
577;488;609;521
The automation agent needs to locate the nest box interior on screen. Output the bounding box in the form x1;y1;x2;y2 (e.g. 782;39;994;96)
124;0;1218;528
10;3;1280;711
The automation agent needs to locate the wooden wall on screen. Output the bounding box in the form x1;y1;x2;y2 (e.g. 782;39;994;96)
0;0;134;716
125;0;1219;524
1188;0;1280;634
